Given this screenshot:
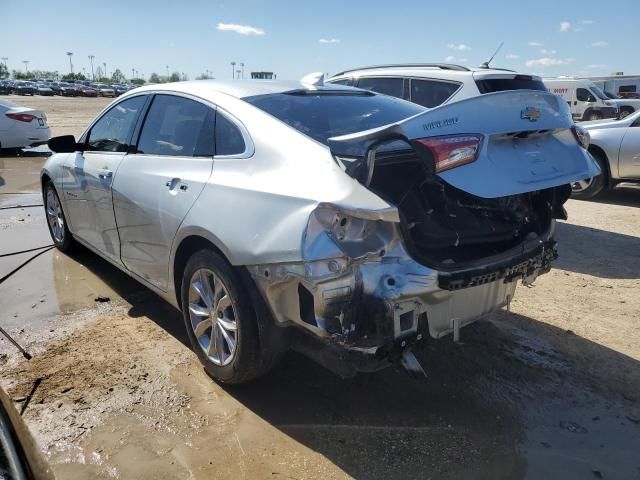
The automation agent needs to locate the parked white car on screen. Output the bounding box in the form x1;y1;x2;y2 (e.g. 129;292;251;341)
572;110;640;198
543;78;619;121
0;99;50;149
327;63;550;109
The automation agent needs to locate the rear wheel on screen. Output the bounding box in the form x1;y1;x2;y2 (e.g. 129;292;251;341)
571;150;607;199
181;249;279;384
44;181;75;251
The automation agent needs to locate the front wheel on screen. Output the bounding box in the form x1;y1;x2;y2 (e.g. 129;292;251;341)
585;111;603;121
44;182;75;251
619;108;634;119
571;151;607;199
181;249;279;384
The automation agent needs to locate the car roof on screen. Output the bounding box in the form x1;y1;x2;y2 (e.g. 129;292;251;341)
328;64;541;81
126;79;359;99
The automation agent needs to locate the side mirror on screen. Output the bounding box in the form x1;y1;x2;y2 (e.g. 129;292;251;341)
48;135;81;153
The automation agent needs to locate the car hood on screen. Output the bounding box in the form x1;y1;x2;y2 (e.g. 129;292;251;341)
329;90;599;199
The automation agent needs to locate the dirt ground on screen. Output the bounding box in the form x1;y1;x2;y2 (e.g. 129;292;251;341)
1;95;639;479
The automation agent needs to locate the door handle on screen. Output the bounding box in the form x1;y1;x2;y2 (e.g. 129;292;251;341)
165;178;189;191
98;169;113;179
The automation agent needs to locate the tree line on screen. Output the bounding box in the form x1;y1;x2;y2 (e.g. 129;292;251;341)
0;64;189;85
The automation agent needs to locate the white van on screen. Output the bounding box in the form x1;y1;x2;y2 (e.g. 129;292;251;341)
543;78;618;121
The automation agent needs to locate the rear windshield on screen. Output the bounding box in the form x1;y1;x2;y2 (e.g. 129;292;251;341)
242;91;424;146
475;77;547;94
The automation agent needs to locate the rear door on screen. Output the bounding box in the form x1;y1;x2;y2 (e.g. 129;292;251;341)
112;93;215;291
618;115;640;178
63;95;147;263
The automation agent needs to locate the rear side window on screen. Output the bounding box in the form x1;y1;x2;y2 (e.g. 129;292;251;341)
357;77;404;98
410;79;459;108
137;95;213;156
87;95;146;152
215;112;246;156
475;77;547;94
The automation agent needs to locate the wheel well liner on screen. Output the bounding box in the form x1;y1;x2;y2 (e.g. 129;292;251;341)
41;173;51;191
588;144;612;185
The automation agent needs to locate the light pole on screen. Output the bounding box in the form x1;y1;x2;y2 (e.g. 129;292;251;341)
22;60;29;73
166;65;169;77
230;61;236;79
66;52;73;74
88;55;95;80
240;62;245;79
103;62;107;79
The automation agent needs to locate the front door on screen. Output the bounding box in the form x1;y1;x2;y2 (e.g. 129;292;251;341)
112;94;215;291
63;95;147;263
618;117;640;178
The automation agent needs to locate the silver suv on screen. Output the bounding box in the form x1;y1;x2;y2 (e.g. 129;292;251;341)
327;63;548;108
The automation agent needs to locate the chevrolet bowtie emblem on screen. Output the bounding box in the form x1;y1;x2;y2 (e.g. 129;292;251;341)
521;106;541;122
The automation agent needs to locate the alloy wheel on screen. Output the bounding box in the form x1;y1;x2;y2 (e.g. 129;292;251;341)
45;187;65;243
571;178;594;193
188;268;238;366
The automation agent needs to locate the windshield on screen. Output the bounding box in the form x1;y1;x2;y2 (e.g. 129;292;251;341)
605;91;619;99
243;91;425;146
590;85;609;100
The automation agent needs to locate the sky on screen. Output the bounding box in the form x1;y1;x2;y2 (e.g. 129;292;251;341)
0;0;637;81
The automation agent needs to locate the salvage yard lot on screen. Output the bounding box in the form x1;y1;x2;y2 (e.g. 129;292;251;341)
1;95;639;479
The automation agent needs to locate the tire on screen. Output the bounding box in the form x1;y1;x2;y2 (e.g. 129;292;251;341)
619;108;634;119
180;249;279;384
571;150;607;199
585;111;603;121
43;181;75;252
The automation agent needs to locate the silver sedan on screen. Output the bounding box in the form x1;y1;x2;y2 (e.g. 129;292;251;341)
41;79;597;383
572;110;640;198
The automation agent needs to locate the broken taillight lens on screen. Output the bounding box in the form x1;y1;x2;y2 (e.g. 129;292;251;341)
571;125;590;149
414;134;483;173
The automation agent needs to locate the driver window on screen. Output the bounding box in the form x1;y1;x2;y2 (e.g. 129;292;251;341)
577;88;594;102
86;96;146;152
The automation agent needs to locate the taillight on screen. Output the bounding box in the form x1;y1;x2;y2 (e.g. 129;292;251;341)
6;113;36;123
571;125;590;149
414;135;483;173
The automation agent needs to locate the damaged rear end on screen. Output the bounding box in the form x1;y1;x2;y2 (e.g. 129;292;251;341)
251;89;599;377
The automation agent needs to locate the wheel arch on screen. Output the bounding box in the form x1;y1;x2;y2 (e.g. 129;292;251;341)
171;231;233;309
587;144;612;186
582;107;595;121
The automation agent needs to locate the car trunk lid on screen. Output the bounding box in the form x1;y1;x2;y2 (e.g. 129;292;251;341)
329;90;600;199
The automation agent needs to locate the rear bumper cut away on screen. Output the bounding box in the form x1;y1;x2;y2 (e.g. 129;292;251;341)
249;235;554;375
